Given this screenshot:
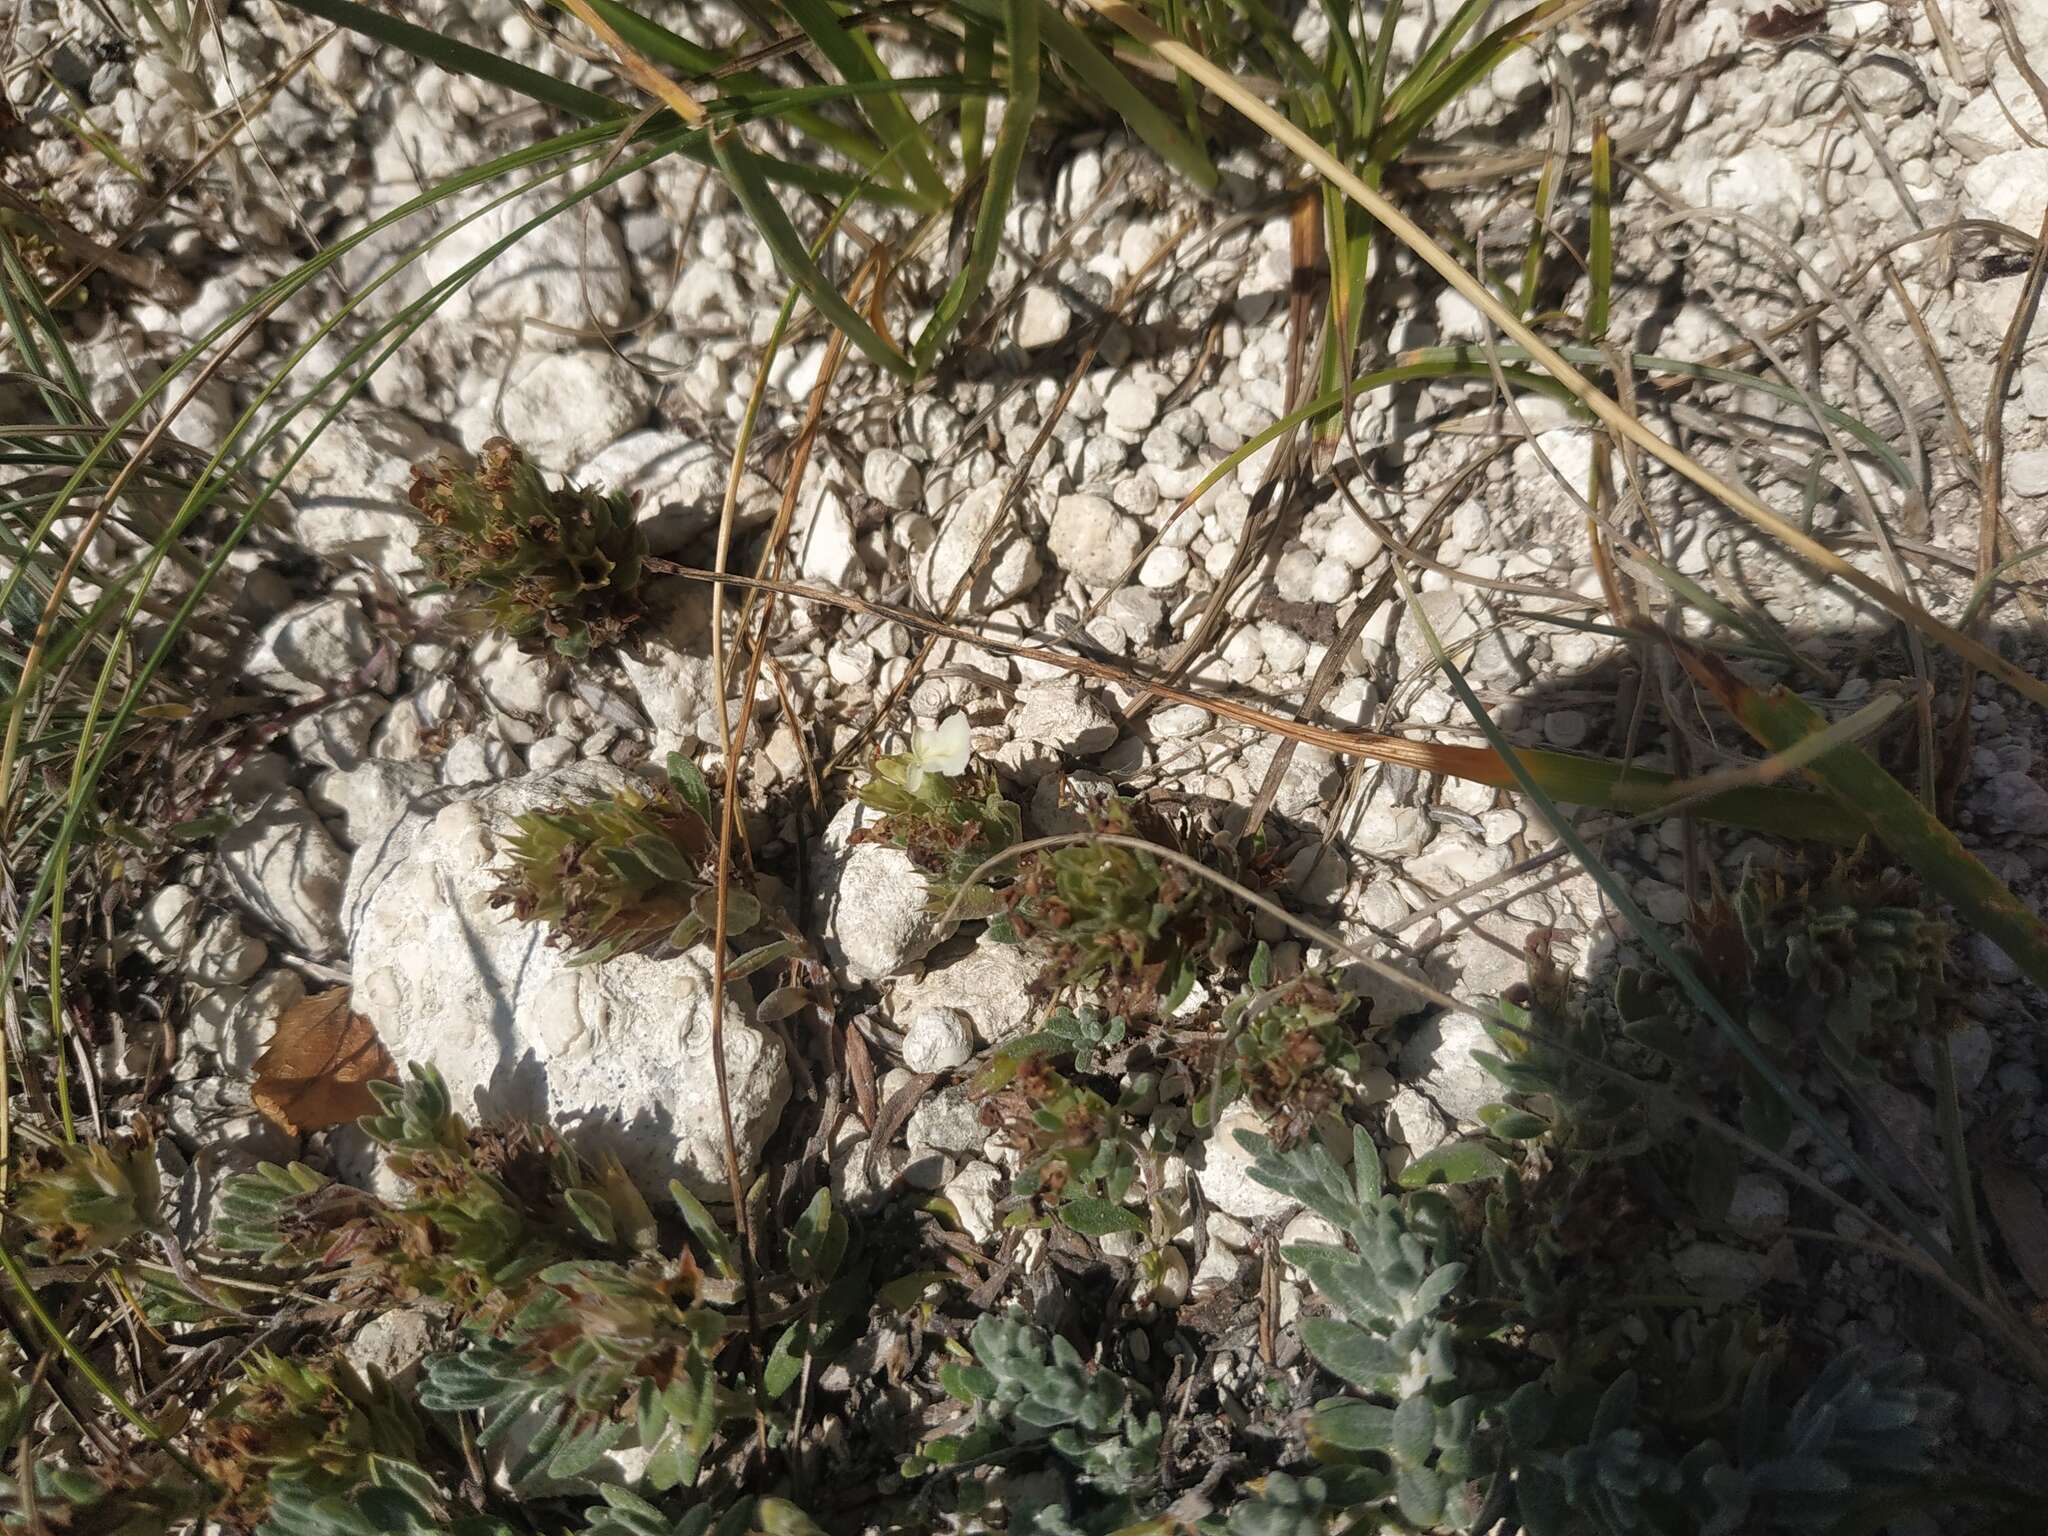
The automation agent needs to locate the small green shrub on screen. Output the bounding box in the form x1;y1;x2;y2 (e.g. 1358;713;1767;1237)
409;436;647;658
196;1353;424;1525
490;757;777;966
1239;1127;1955;1536
10;1129;160;1260
852;714;1019;908
1194;943;1367;1146
975;1049;1141;1218
206;1067;861;1523
917;1309;1162;1528
992;798;1241;1017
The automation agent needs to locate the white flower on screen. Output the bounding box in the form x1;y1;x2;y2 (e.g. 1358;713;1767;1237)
903;711;971;792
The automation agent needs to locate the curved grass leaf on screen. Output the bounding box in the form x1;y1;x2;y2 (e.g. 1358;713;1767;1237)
710;131;913;380
914;0;1039;372
1676;644;2048;992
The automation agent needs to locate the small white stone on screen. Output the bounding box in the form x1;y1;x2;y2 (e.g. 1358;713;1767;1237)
1049;493;1142;587
814;800;940;984
1138;544;1190;589
2008;450;2048;499
440;732;522;787
1637;879;1690;926
217;790;351;960
888;934;1047;1045
578;431;724;554
309;760;437;849
1964;148;2048;234
1543;710;1589;748
184;912;268;988
1727;1174;1789;1233
902;1007;975;1073
285;406;442;579
190;967;305;1077
1324;516;1381;570
287;696;389;772
862;447;923;510
1013;288;1071;349
1194;1107;1303;1220
1351;804;1430;858
135;886;200;962
244;596;375;700
1011;683;1118;757
1104;377;1160;434
1396;1012;1500;1130
917;483;1041;610
943;1161;1004;1242
798;484;862;589
500;351;649;468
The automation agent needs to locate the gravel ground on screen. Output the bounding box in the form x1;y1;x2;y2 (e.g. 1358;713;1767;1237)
5;0;2048;1520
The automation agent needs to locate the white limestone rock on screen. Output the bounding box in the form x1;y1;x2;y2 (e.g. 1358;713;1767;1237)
310;759;438;849
500;351;649;469
217;790;351;960
814;798;940;985
1396;1011;1502;1131
615;581;753;760
287;695;390;771
280;405;442;579
340;762;789;1197
1048;493;1141;588
916;482;1041;610
901;1006;975;1074
887;934;1043;1045
427;188;634;345
1193;1107;1301;1221
244;595;376;700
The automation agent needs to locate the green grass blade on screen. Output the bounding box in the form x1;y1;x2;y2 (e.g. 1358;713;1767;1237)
562;0;888;171
710;132;912;380
1362;0;1403;128
777;0;950;206
1587;116;1612;340
913;0;1039;373
1020;0;1216;190
281;0;626;120
1316;0;1371;140
1680;647;2048;992
961;12;996;171
1410;343;1919;495
1378;0;1495;126
1518;145;1558;317
1376;0;1572;162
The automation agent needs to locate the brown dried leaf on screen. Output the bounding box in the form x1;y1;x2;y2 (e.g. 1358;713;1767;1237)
251;987;395;1134
846;1023;878;1132
1983;1157;2048;1303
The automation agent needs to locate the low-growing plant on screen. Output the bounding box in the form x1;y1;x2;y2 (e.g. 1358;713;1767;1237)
206;1066;866;1521
975;1049;1142;1220
1481;861;1955;1216
992;798;1241;1017
409;436;648;658
490;756;784;967
195;1353;426;1525
1682;856;1953;1079
853;713;1020;908
1193;943;1368;1146
9;1125;161;1260
918;1309;1163;1522
1237;1127;1955;1535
